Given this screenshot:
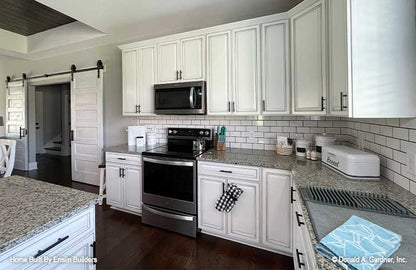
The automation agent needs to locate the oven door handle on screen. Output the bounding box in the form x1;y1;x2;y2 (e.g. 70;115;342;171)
143;204;195;222
189;87;195;109
143;157;194;167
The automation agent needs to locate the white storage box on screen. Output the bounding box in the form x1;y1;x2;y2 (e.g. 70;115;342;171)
322;145;380;179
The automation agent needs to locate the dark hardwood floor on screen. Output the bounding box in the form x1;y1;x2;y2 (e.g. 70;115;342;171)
13;154;294;270
13;154;98;193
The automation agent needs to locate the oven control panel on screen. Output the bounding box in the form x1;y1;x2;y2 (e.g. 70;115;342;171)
168;128;212;139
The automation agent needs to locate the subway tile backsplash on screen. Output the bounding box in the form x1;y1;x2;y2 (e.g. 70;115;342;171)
136;115;349;151
136;115;416;195
344;118;416;195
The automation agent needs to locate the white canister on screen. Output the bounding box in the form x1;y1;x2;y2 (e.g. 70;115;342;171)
147;133;157;146
296;139;311;157
136;136;145;147
315;135;336;158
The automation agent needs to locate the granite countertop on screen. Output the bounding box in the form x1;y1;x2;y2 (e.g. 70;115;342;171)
198;148;416;270
104;143;163;155
0;176;99;253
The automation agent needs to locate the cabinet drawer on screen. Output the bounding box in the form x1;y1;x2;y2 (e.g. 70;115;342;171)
106;152;142;165
198;162;259;181
0;207;94;269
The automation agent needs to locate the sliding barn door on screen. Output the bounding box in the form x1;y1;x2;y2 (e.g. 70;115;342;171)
6;81;28;170
71;71;103;186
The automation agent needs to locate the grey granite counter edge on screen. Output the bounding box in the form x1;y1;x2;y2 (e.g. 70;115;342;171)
0;199;98;254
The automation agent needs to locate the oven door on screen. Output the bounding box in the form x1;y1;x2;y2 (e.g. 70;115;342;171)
142;156;196;214
154;81;206;115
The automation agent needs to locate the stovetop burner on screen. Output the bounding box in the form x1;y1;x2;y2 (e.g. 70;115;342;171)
142;128;213;160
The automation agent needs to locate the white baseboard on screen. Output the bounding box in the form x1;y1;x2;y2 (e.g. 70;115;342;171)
28;162;38;170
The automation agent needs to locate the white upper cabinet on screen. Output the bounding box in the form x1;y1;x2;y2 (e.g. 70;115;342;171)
261;20;290;115
158;41;180;83
206;31;232;115
327;0;348;116
157;36;205;84
232;26;261;115
327;0;416;118
138;45;156;115
122;50;139;115
122;46;156;116
290;0;327;115
181;36;205;81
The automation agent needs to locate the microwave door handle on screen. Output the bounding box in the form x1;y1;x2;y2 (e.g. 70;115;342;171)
189;87;195;109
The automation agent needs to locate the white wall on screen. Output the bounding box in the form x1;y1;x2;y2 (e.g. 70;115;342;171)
1;44;137;147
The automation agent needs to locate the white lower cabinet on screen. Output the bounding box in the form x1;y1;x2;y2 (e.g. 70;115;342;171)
123;165;142;213
106;164;124;208
292;188;317;270
105;152;142;214
227;179;260;243
0;207;96;270
198;162;292;255
198;175;227;235
39;233;95;270
262;169;292;254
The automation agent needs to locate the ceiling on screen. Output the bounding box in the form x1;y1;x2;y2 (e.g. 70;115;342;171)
36;0;302;34
0;0;76;36
0;0;303;59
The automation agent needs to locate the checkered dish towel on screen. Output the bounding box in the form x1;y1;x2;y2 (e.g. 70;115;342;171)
215;184;244;212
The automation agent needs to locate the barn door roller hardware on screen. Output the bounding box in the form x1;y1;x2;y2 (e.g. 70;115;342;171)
6;60;104;83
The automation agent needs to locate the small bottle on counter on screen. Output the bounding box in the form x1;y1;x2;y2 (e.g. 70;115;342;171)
310;150;318;161
306;149;311;160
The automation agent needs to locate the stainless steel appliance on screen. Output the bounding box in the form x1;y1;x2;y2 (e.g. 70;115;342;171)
142;128;213;237
154;81;206;115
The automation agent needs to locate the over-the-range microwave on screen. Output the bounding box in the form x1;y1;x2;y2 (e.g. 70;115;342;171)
154;81;206;115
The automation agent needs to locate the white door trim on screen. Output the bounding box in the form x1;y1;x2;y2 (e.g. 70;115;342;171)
27;75;72;170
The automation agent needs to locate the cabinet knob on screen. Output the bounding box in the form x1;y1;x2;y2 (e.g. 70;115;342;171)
321;97;326;111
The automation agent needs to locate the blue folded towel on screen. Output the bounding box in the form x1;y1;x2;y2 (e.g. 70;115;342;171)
316;215;402;270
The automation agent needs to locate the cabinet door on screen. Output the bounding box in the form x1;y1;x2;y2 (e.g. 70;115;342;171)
291;1;327;115
198;175;227;235
262;21;290;115
138;45;156;115
122;50;139;116
206;31;232;115
328;0;349;116
106;164;123;208
227;179;260;243
232;26;261;115
262;169;292;253
181;36;205;81
158;41;179;83
124;165;142;213
40;234;95;270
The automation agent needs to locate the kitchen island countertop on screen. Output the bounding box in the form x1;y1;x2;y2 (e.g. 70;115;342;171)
0;176;98;253
198;148;416;270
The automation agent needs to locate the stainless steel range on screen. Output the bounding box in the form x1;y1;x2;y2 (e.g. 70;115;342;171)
141;128;213;237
